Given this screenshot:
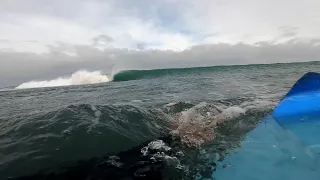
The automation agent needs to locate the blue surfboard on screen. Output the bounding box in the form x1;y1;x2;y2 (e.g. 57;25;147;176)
214;72;320;180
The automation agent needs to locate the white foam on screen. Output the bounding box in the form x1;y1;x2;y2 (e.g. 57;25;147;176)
91;105;102;119
141;140;172;156
176;102;221;125
147;140;172;151
131;100;143;103
168;100;277;147
165;102;177;107
90;105;102;124
240;100;277;112
140;140;182;169
107;155;123;167
216;106;246;120
15;70;110;89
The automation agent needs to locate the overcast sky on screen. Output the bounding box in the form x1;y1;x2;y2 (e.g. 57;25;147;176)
1;0;320;87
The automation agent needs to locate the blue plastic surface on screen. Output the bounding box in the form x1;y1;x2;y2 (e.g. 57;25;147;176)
281;72;320;99
213;72;320;179
273;72;320;121
272;72;320;152
214;116;320;180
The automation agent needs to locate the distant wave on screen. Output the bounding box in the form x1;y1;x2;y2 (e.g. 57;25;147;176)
111;66;236;82
112;62;311;82
112;68;198;82
15;70;110;89
112;70;156;81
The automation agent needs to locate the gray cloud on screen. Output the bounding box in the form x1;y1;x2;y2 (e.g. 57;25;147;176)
93;35;113;44
281;31;297;38
1;0;320;88
1;40;320;87
136;43;146;50
0;38;10;42
279;26;298;38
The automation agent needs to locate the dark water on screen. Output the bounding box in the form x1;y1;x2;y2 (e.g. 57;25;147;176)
1;62;320;179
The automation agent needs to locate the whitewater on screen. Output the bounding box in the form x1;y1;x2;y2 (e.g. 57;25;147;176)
15;70;110;89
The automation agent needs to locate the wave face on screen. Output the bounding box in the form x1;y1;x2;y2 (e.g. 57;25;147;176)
112;69;164;81
112;62;320;82
15;70;110;89
112;68;199;81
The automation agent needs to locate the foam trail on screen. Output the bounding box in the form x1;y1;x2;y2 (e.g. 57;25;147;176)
15;70;110;89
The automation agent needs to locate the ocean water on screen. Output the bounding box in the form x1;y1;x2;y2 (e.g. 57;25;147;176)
1;62;320;179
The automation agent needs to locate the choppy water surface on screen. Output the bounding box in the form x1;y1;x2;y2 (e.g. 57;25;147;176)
1;62;320;179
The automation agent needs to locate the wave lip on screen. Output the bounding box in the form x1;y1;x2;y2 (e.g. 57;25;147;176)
112;70;154;82
112;68;184;82
15;70;110;89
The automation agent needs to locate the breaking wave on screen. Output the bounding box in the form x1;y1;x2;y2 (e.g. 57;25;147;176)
112;67;211;82
15;70;110;89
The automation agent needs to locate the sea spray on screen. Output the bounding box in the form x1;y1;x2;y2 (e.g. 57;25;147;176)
15;70;110;89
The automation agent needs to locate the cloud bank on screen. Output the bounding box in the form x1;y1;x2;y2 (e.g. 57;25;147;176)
0;0;320;87
1;0;320;52
1;39;320;87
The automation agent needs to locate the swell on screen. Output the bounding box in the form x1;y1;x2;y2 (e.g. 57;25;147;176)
111;62;306;82
112;69;172;82
112;67;213;82
0;103;169;179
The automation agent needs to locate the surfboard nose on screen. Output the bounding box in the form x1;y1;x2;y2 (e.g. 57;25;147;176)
272;72;320;121
272;72;320;154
